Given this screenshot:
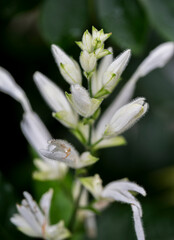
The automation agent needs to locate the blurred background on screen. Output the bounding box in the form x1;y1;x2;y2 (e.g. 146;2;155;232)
0;0;174;239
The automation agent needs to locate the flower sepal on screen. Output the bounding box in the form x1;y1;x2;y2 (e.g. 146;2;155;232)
52;111;78;129
93;136;126;150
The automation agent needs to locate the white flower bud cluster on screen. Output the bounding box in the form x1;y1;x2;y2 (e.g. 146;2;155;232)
77;27;112;74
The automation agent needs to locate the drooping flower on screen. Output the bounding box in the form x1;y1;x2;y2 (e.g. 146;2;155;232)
0;67;67;180
80;175;146;240
40;139;98;169
0;67;32;112
11;189;71;240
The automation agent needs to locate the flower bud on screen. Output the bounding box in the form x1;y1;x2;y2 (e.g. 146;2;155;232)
66;84;102;118
80;174;103;199
80;51;97;73
51;44;82;85
104;98;148;138
102;49;131;93
92;26;112;49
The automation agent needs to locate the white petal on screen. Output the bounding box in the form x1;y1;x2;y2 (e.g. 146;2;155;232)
131;205;145;240
10;214;38;237
40;189;53;220
105;180;146;197
133;42;174;79
102;189;141;211
0;67;32;112
16;205;42;235
21;112;51;156
23;192;45;226
33;71;72;112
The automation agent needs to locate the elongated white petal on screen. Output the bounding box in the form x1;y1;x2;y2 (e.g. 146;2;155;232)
21;112;51;156
51;44;82;85
99;42;174;124
23;192;45;225
104;98;148;138
102;189;141;212
133;42;174;79
16;205;42;235
10;214;37;237
105;180;146;197
40;189;53;220
0;67;32;112
33;71;72;112
132;205;145;240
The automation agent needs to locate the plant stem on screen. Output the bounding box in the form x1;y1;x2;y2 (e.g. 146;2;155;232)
68;184;83;232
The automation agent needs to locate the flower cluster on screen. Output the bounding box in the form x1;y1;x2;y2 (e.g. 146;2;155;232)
0;27;173;240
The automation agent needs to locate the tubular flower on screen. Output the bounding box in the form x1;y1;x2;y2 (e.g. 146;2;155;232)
10;189;71;240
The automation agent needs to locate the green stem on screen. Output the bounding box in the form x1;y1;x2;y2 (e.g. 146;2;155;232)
88;77;92;97
91;137;103;148
68;184;83;232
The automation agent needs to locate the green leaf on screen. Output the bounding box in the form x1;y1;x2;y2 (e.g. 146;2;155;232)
39;0;88;44
138;0;174;40
96;0;148;54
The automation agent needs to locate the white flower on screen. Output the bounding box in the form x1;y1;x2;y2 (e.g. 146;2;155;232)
21;111;68;180
81;175;146;240
98;42;174;128
66;84;102;118
92;47;113;96
51;44;82;85
11;189;71;240
104;98;148;138
0;67;32;112
33;71;78;128
40;139;98;169
102;179;146;240
98;49;131;94
80;51;97;73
